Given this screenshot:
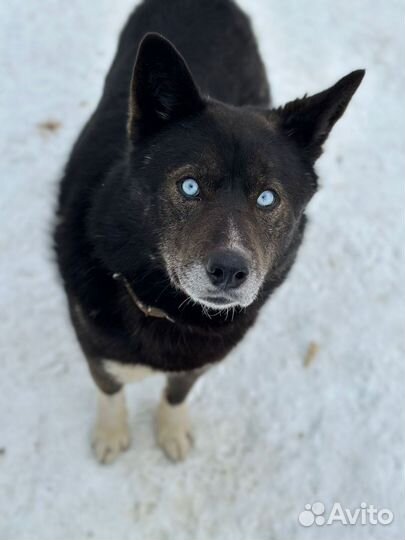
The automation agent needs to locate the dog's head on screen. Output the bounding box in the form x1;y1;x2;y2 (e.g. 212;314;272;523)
93;34;364;311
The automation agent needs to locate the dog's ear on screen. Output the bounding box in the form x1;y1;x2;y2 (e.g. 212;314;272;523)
128;33;205;137
275;70;365;162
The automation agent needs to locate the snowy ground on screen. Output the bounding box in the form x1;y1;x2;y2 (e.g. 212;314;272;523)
1;1;404;539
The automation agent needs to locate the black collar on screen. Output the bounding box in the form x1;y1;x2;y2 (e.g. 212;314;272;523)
113;273;175;323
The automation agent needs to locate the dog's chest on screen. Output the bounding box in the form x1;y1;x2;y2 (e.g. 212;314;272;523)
104;360;155;384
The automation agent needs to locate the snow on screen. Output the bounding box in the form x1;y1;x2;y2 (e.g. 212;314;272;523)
1;0;404;538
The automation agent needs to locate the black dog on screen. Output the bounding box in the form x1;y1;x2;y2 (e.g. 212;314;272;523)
54;0;364;463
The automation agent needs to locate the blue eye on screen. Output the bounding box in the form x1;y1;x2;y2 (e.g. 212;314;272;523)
180;178;200;198
257;189;277;208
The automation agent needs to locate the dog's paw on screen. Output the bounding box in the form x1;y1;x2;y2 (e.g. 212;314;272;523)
92;422;130;464
92;390;130;464
156;397;193;462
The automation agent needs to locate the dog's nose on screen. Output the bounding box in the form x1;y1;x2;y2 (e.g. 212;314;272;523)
206;250;249;290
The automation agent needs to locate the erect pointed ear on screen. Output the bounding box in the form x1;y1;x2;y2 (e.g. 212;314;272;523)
275;70;365;162
128;33;205;137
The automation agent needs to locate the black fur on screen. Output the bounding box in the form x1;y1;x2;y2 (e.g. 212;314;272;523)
54;0;364;389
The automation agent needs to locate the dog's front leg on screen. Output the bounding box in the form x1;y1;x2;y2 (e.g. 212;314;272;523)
92;388;130;464
87;358;130;464
156;369;206;462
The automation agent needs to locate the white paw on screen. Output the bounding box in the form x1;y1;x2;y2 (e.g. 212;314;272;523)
91;390;130;464
156;397;193;462
92;422;130;464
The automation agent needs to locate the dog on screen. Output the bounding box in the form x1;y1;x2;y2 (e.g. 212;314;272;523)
54;0;364;463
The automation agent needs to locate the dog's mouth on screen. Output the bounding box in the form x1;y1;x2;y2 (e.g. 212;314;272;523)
179;281;253;311
199;294;239;310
